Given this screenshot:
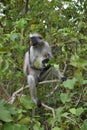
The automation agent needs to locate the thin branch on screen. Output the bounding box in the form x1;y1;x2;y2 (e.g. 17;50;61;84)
75;94;82;108
39;79;60;85
8;79;60;104
63;61;67;75
42;103;55;118
8;84;56;117
65;116;81;129
0;83;10;100
75;86;87;107
8;85;29;104
46;85;59;97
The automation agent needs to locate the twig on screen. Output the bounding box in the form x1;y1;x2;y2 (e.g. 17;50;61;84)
65;116;81;128
39;79;60;84
8;84;56;118
63;61;67;75
8;80;59;104
8;85;29;104
0;83;10;100
75;86;87;107
8;79;60;104
42;103;55;118
75;94;82;108
46;85;59;97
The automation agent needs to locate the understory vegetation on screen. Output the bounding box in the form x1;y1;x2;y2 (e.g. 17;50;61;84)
0;0;87;130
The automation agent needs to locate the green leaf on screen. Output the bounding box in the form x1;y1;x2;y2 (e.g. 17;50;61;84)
54;64;59;70
18;117;30;125
0;107;12;122
4;123;15;130
33;124;40;130
10;33;18;41
52;127;63;130
62;112;69;117
71;37;79;43
4;123;28;130
69;108;76;115
60;93;71;103
20;95;35;109
56;107;64;122
81;120;87;130
16;18;27;29
69;107;84;116
70;54;87;69
0;99;5;107
5;104;17;115
76;107;84;116
33;121;43;130
83;80;87;84
63;78;76;90
78;21;85;30
74;70;84;84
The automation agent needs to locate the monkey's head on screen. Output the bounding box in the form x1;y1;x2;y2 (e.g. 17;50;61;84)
29;33;43;46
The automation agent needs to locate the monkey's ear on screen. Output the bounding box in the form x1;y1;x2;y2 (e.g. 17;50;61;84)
29;33;43;39
29;33;33;38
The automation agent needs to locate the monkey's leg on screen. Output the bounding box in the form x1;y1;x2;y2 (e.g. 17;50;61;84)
38;67;52;82
27;75;41;107
53;68;66;81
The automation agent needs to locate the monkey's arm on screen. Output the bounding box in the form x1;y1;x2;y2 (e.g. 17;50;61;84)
45;41;53;59
23;52;30;75
24;51;42;74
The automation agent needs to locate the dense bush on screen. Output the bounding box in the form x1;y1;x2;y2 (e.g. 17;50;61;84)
0;0;87;129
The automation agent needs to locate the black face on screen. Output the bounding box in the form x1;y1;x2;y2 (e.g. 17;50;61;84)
30;36;42;46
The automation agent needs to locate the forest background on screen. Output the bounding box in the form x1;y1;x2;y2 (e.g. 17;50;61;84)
0;0;87;130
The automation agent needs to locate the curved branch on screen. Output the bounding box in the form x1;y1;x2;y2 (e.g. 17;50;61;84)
8;79;60;104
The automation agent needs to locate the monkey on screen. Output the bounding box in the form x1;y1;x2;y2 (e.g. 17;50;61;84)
23;33;66;107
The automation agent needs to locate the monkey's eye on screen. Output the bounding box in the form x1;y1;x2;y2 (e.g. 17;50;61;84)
38;36;42;39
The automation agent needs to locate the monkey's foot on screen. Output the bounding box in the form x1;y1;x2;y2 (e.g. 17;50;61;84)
61;76;67;82
37;99;42;107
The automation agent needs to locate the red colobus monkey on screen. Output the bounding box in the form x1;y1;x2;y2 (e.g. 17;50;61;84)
23;33;65;107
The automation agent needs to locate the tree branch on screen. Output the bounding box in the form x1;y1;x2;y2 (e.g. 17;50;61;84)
39;79;60;84
8;79;60;104
75;86;87;107
42;103;55;118
63;61;67;75
8;81;57;118
0;83;10;100
65;116;81;128
46;85;59;97
8;85;29;104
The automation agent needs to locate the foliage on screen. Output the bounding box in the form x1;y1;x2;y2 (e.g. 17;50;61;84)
0;0;87;129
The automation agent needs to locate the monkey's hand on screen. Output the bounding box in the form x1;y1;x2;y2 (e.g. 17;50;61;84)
33;57;49;69
31;57;50;70
60;76;67;82
42;58;49;67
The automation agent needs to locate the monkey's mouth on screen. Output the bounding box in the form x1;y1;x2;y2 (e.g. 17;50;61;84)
30;37;39;46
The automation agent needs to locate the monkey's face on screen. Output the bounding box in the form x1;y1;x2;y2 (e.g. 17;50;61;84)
30;37;39;46
30;33;43;46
